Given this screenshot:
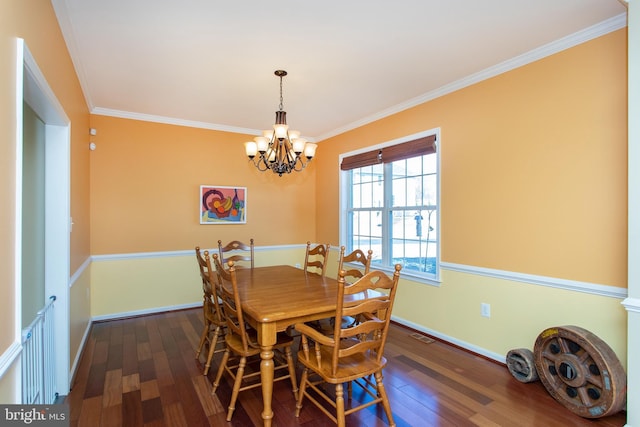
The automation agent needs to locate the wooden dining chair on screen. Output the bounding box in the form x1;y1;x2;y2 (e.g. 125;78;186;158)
294;264;402;427
210;255;298;421
194;247;226;375
304;241;330;277
218;238;254;269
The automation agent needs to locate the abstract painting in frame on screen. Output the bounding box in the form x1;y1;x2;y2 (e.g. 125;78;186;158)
200;185;247;224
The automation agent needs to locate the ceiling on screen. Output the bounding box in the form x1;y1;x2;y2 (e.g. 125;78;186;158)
51;1;627;142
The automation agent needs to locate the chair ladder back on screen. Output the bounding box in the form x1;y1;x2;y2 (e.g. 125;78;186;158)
337;246;373;283
218;239;255;269
196;247;216;312
195;246;208;283
212;254;251;353
195;247;228;374
201;250;225;323
304;241;330;277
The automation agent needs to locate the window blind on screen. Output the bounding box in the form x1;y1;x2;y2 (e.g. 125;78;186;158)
340;134;436;171
340;149;382;171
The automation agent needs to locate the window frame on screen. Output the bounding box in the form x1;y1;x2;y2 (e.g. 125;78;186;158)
339;129;441;286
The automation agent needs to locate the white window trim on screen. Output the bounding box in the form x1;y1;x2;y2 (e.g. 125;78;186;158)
339;128;442;286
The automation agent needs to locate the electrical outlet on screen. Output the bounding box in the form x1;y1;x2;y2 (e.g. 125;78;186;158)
481;303;491;318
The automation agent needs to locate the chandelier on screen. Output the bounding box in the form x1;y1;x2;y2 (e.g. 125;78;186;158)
244;70;317;176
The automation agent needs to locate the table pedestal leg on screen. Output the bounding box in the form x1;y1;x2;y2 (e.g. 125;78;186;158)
260;346;274;426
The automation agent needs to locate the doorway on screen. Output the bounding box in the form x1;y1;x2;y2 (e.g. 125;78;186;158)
17;39;71;398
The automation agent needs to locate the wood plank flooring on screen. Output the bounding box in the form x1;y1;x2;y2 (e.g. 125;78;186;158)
65;308;627;426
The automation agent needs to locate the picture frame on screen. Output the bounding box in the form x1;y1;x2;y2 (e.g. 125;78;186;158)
200;185;247;224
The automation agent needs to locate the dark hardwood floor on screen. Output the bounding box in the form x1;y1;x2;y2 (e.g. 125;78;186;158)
65;308;627;426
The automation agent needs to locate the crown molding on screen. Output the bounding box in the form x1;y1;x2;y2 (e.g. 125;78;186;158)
91;107;260;136
315;13;628;141
51;0;94;111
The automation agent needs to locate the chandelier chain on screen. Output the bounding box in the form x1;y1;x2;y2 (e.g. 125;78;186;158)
279;75;284;111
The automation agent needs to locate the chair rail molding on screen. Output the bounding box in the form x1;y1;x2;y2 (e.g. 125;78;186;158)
0;342;22;380
440;262;627;299
622;297;640;313
91;244;303;262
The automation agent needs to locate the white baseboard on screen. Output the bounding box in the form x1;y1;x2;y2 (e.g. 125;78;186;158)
391;315;506;364
69;320;92;388
91;302;202;322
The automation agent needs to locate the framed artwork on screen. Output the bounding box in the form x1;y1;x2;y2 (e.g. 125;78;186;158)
200;185;247;224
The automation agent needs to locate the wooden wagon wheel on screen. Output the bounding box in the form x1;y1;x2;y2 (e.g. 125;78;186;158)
506;348;539;383
533;325;626;418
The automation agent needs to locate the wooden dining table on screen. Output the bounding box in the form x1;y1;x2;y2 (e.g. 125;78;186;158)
232;264;340;426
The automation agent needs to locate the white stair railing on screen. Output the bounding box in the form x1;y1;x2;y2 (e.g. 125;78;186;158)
21;295;57;404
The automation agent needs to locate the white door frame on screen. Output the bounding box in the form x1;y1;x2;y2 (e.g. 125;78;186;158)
17;38;71;396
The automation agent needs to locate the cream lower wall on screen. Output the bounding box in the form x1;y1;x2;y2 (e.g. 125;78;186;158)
91;255;203;318
394;268;627;368
89;245;627;369
90;246;305;318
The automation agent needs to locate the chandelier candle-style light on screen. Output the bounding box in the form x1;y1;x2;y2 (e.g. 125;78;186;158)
245;70;317;176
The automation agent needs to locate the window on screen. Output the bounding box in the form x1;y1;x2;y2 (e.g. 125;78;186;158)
341;131;439;283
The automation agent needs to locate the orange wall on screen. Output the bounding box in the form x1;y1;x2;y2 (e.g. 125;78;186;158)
89;116;317;254
0;0;90;353
316;29;627;288
11;2;91;274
